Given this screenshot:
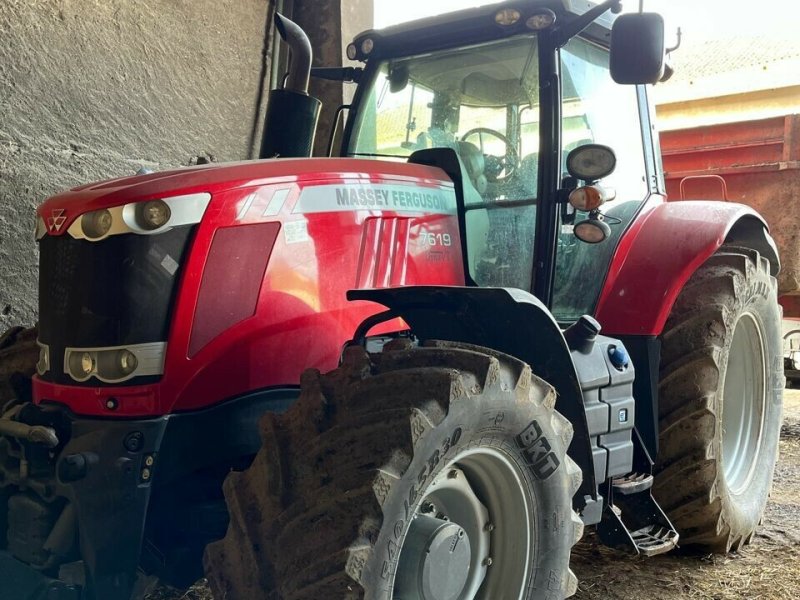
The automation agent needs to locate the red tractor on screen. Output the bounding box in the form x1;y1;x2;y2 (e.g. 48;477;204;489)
0;2;784;599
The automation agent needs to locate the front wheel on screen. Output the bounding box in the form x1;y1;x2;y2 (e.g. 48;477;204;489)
654;246;783;552
204;340;583;599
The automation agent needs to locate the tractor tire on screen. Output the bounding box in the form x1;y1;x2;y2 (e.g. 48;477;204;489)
0;326;38;410
654;246;783;552
204;339;583;600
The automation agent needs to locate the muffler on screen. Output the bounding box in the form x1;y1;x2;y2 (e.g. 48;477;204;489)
259;13;322;159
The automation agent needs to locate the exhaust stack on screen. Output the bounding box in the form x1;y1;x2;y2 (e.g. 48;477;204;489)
259;13;322;159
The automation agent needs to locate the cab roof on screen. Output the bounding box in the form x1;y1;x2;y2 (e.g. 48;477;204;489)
349;0;616;62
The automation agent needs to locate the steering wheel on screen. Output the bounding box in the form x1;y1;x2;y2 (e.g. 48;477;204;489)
460;127;519;183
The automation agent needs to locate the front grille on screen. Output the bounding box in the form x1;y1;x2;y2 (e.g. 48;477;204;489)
37;226;195;385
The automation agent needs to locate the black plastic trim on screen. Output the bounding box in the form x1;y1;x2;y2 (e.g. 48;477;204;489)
614;335;660;461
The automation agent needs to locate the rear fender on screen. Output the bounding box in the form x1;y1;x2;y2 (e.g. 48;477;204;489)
347;286;597;507
596;201;779;336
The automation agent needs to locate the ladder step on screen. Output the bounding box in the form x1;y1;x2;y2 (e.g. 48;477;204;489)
612;472;654;495
629;524;679;557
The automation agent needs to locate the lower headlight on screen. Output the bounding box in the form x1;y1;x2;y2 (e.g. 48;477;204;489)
67;351;96;380
36;342;50;375
117;349;139;375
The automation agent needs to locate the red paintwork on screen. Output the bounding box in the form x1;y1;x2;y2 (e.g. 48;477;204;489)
33;159;466;417
595;195;767;336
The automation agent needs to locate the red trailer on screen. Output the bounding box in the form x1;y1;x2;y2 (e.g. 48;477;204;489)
661;113;800;381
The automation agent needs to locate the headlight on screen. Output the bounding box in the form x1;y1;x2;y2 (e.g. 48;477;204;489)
495;8;521;26
526;9;556;30
81;209;113;239
36;342;50;375
117;349;138;375
566;144;617;182
64;192;211;241
360;38;374;55
574;216;611;244
67;351;95;379
63;343;166;383
138;200;171;230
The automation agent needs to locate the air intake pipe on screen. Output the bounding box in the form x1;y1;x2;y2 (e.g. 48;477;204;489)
259;13;322;159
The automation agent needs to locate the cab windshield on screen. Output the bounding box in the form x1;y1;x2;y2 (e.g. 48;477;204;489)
348;34;648;320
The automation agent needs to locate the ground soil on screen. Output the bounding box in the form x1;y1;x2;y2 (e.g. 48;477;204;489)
150;390;800;600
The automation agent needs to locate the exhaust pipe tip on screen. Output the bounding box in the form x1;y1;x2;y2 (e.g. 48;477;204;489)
274;12;288;42
273;12;312;94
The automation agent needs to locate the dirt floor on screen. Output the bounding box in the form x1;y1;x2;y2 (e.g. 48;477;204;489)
151;390;800;600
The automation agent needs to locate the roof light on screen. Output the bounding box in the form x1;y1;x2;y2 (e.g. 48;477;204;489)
495;8;521;26
361;38;374;55
346;43;358;60
526;9;557;30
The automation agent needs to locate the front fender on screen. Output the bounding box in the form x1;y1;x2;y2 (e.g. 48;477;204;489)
347;286;598;507
596;201;778;336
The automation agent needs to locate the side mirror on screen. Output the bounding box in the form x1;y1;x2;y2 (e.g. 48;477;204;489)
610;13;665;84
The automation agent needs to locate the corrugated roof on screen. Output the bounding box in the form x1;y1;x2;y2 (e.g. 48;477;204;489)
654;31;800;103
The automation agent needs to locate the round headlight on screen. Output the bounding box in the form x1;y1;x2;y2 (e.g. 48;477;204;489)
68;351;95;378
81;209;113;239
117;349;139;376
574;217;611;244
360;38;374;55
346;43;358;61
526;9;556;30
139;200;171;230
566;144;617;182
495;8;521;26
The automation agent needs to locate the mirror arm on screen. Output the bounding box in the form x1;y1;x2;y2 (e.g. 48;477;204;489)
310;67;363;83
553;0;622;46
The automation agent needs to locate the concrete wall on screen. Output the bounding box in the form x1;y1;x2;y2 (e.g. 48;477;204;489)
0;0;278;330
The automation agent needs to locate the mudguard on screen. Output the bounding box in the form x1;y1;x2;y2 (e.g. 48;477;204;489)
596;201;779;336
347;286;598;508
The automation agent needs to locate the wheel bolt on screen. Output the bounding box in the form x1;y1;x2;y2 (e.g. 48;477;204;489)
483;557;493;566
448;469;459;479
484;522;495;532
421;501;436;514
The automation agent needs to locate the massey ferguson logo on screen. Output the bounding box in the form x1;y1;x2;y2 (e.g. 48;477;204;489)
47;209;67;233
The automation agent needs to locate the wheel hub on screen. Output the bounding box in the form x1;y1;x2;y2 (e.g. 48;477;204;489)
722;313;767;494
395;516;471;600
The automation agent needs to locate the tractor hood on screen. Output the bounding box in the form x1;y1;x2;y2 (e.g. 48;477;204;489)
36;158;453;237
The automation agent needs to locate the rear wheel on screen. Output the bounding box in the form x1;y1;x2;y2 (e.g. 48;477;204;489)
204;340;583;599
654;247;782;551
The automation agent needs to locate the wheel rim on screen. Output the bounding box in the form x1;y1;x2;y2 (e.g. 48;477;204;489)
722;312;767;495
393;447;532;600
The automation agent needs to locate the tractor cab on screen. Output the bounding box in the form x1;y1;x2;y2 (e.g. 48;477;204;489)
336;0;664;323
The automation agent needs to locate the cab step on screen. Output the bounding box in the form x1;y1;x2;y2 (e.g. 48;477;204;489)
612;472;653;495
628;524;679;557
597;487;679;557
